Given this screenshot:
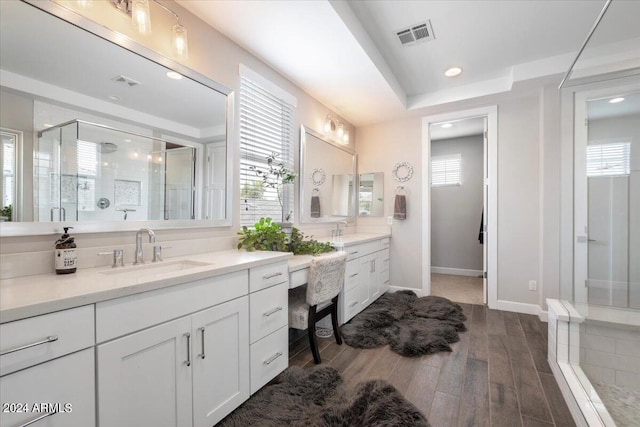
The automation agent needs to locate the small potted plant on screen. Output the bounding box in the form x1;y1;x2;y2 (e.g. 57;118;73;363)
248;152;296;230
237;217;288;252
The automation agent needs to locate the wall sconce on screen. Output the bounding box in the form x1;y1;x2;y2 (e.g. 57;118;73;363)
109;0;189;60
324;114;349;144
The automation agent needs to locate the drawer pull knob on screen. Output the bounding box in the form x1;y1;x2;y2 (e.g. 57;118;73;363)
18;411;57;427
349;301;359;308
349;251;359;255
184;332;191;367
263;352;283;365
0;335;58;356
199;327;206;360
263;307;283;317
263;272;283;280
349;273;358;278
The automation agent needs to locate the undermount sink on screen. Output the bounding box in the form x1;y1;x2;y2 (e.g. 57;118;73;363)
101;260;213;277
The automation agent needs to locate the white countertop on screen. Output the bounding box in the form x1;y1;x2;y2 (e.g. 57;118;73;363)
0;250;292;323
1;233;389;324
288;233;390;272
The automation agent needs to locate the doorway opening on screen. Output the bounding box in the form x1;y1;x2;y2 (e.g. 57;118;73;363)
421;106;497;307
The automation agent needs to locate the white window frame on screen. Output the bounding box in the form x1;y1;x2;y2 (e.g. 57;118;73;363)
239;65;297;226
431;153;462;187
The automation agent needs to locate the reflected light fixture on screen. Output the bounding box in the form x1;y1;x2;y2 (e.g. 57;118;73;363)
166;71;183;80
324;114;349;144
609;97;625;104
109;0;189;59
441;123;453;128
444;66;462;77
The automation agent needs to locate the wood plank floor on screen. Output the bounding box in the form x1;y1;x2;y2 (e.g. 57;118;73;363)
289;304;576;427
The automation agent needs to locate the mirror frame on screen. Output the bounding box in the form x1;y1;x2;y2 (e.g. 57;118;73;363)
1;0;234;236
299;125;357;223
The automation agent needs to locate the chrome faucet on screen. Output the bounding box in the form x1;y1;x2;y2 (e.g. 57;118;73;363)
332;221;348;242
134;228;155;264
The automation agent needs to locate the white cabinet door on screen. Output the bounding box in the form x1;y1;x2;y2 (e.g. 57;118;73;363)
192;296;249;427
0;348;95;427
358;254;373;311
97;316;193;427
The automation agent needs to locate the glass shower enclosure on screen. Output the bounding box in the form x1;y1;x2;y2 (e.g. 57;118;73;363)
36;120;195;222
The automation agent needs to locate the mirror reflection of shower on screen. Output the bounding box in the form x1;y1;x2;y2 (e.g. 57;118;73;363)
36;120;196;222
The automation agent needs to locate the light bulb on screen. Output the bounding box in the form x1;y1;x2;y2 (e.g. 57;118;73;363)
343;131;349;143
172;24;189;60
132;0;151;35
324;116;333;133
337;123;345;138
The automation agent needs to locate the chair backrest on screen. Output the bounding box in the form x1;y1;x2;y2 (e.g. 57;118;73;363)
306;251;347;307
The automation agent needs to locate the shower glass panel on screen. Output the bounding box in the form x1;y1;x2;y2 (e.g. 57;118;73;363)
36;120;195;222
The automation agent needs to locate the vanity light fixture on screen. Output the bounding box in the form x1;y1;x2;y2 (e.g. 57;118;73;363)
609;97;625;104
441;123;453;128
108;95;121;101
324;114;350;144
444;66;462;77
109;0;189;60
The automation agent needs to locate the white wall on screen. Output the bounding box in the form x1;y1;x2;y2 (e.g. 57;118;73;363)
430;134;483;272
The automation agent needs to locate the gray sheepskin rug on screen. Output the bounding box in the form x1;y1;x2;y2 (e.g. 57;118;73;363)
340;290;467;356
219;365;429;427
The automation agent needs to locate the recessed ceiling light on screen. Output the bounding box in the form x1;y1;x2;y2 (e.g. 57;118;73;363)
108;95;120;101
444;67;462;77
441;123;453;128
609;97;625;104
166;71;183;80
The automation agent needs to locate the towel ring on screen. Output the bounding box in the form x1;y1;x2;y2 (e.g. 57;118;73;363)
392;162;413;183
395;186;407;195
311;168;326;186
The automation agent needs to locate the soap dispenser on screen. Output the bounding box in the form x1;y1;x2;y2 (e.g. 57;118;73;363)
55;227;77;274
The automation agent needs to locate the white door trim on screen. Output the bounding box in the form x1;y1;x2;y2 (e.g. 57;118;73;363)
421;106;498;308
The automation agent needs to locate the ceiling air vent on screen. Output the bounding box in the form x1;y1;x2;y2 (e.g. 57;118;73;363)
395;20;435;46
111;75;141;87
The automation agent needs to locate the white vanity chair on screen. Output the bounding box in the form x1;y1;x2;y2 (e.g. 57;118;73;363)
288;251;347;364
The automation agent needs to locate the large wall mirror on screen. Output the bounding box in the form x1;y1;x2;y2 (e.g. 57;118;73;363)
0;0;232;235
358;173;384;217
299;126;356;223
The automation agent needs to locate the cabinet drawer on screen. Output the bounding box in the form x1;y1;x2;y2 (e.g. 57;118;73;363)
0;305;94;376
249;283;287;344
250;262;288;293
345;241;380;260
289;268;308;289
96;270;248;342
344;261;359;292
0;348;95;427
250;326;288;394
381;238;390;249
342;284;367;324
380;249;390;272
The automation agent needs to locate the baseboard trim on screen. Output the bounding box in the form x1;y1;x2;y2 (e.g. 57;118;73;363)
493;299;549;321
388;285;425;297
431;267;483;277
538;310;548;322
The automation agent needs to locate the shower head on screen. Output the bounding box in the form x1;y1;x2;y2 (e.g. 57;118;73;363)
100;142;118;154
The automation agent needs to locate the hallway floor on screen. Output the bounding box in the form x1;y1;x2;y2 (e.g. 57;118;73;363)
431;273;484;305
289;304;575;427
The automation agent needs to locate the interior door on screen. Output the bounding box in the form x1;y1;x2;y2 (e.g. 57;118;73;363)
574;85;639;308
482;117;489;304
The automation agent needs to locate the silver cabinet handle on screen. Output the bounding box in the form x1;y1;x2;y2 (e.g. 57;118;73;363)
1;335;58;356
263;307;283;317
263;352;283;365
198;327;205;360
184;332;191;367
349;273;358;278
349;301;359;308
349;251;359;255
263;272;283;280
19;412;56;427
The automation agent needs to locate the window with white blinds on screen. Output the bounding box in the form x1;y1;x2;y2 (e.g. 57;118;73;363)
586;142;631;177
239;69;296;225
75;140;97;211
431;154;462;187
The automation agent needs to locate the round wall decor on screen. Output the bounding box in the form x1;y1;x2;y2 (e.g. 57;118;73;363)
311;168;326;186
392;162;413;183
